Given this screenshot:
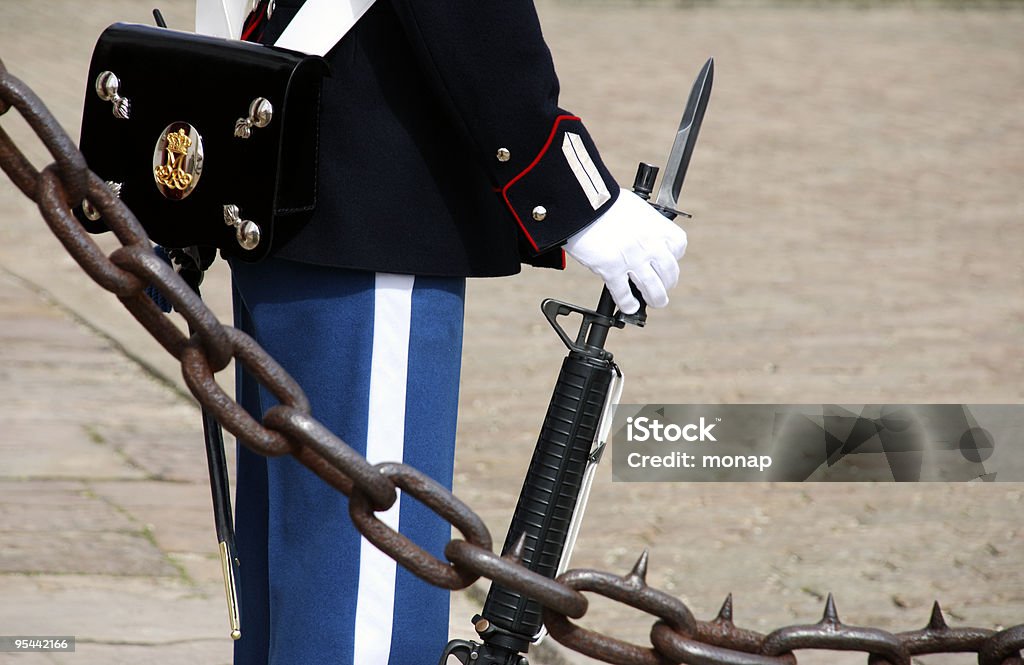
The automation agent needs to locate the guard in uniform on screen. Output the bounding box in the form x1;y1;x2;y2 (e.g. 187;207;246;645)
195;1;688;663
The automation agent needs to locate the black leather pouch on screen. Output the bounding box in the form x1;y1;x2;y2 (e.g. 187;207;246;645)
76;23;329;262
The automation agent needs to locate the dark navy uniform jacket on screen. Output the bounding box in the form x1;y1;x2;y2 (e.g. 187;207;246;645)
261;0;621;277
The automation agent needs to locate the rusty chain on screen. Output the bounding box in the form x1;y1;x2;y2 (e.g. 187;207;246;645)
1;60;1022;665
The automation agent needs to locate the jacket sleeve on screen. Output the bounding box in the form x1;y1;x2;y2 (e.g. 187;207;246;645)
386;0;620;255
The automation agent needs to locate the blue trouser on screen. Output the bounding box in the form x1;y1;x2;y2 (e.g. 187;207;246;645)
230;258;466;665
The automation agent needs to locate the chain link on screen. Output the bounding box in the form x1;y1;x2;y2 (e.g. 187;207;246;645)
760;596;910;665
1;60;1021;665
349;462;492;589
542;551;697;665
651;623;797;665
263;405;396;506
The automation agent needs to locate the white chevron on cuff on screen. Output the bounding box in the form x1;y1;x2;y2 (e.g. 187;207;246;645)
562;131;611;210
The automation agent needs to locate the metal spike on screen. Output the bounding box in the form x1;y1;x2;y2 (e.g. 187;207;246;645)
506;533;528;564
626;549;649;585
716;593;734;624
928;601;948;630
822;593;840;625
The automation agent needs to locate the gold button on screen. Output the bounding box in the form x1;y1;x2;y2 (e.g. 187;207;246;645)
532;206;547;222
496;147;511;162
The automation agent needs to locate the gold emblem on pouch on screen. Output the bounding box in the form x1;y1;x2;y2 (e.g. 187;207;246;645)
153;123;204;199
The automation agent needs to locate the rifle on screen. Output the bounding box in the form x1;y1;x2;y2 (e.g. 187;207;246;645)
439;57;714;665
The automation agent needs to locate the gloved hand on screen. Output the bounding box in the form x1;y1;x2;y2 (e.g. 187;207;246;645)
564;188;688;314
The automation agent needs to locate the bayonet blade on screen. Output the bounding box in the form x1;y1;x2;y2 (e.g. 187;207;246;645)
654;57;714;213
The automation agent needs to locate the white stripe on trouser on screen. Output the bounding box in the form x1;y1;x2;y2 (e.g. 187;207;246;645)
352;273;415;665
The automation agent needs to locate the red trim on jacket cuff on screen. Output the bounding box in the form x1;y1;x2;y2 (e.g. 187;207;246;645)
500;114;580;253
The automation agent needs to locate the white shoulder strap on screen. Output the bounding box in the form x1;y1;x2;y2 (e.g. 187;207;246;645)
195;0;377;56
275;0;377;56
196;0;249;39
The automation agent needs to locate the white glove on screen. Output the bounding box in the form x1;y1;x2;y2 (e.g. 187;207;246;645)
564;188;688;314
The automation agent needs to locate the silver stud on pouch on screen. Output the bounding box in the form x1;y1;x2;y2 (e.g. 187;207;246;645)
532;205;547;222
224;204;262;250
234;97;274;139
95;71;130;120
223;204;241;227
237;220;262;250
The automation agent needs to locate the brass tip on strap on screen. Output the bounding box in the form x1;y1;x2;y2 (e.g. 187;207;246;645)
219;541;242;640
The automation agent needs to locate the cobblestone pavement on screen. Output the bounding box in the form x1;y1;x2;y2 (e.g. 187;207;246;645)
0;1;1021;664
